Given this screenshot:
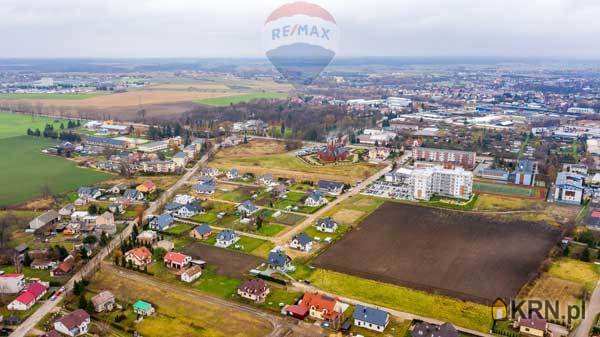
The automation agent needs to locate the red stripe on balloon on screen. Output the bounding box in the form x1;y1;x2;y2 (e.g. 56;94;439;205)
265;1;336;24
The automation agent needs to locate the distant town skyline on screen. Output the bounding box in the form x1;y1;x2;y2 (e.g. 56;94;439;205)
2;0;600;59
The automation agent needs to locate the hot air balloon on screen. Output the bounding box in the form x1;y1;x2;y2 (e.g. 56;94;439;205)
262;2;339;87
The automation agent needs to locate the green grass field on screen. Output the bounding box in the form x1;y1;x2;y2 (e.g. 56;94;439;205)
309;269;492;333
0;93;103;100
194;92;287;106
0;112;73;139
0;136;112;206
474;181;534;197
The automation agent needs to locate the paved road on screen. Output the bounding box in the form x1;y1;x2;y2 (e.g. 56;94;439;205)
10;145;218;337
573;281;600;337
273;160;398;246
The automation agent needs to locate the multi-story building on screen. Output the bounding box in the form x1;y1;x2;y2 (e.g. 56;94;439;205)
553;172;585;205
412;147;476;169
383;165;473;201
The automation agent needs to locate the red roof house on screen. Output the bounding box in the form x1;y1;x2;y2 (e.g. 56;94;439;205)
163;251;191;269
125;247;153;267
8;281;48;311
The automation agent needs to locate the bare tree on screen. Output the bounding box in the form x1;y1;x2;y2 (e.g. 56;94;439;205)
0;213;17;248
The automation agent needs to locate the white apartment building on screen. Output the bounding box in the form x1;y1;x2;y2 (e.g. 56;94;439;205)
384;166;473;201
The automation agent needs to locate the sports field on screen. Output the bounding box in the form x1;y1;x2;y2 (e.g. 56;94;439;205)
0;135;111;207
194;92;288;106
474;181;535;197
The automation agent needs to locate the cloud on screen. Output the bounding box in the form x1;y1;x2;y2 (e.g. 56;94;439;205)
0;0;599;58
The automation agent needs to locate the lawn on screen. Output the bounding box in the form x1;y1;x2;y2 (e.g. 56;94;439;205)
0;136;112;207
256;223;286;236
259;287;302;312
194;92;287;106
309;269;493;333
230;236;268;254
548;258;600;292
165;223;194;236
474;194;545;211
88;266;270;337
0;111;74;139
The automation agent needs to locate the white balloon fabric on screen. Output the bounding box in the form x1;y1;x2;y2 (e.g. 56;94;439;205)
262;2;339;87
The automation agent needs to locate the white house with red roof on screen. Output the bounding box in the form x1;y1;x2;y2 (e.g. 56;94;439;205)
0;273;25;294
164;252;192;269
8;281;48;311
124;247;153;267
54;309;90;336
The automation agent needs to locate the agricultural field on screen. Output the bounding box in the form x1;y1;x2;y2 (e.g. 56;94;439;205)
182;242;264;278
0;92;104;100
0;136;112;207
194;92;288;106
313;202;562;304
86;265;272;337
210;139;382;183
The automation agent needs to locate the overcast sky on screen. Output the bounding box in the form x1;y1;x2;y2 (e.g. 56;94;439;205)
2;0;600;59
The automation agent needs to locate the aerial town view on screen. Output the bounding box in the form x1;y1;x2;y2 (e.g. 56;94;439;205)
1;1;600;337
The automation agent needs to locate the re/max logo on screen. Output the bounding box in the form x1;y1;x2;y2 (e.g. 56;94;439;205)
272;24;331;40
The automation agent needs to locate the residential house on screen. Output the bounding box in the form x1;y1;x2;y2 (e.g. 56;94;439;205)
77;187;101;201
200;167;220;177
353;304;390;332
54;309;90;337
259;174;276;186
150;214;174;231
0;274;25;294
163;202;184;214
215;230;240;248
193;181;216;195
227;168;239;180
95;212;116;235
173;194;196;205
268;248;293;272
133;300;155;316
305;190;327;207
137;140;168;153
518;312;547;337
59;204;75;217
125;247;152;267
123;189;144;202
108;183;128;195
164;252;192;269
289;233;313;252
29;210;61;230
368;147;391;162
315;218;338;233
140;160;178;174
91;290;115;312
300;292;343;321
137;230;158;244
173;151;188;167
237;200;259;216
190;224;212;240
31;259;57;270
181;265;203;283
411;322;458;337
237;279;270;303
317;180;345;196
108;203;125;214
176;203;204;218
136;181;157;194
51;256;75;277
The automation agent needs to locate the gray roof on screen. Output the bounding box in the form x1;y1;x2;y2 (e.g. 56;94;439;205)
307;190;325;201
152;214;174;231
239;200;258;213
123;189;141;199
268;250;291;267
181;203;203;213
411;323;458;337
293;233;312;246
194;224;212;236
317;217;337;228
353;304;389;326
86;136;126;147
318;180;344;191
194;181;215;193
33;210;60;224
514;159;536;175
164;203;184;212
217;229;237;241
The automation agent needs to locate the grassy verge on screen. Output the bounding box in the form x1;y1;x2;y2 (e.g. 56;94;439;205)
308;269;492;333
548;258;600;292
